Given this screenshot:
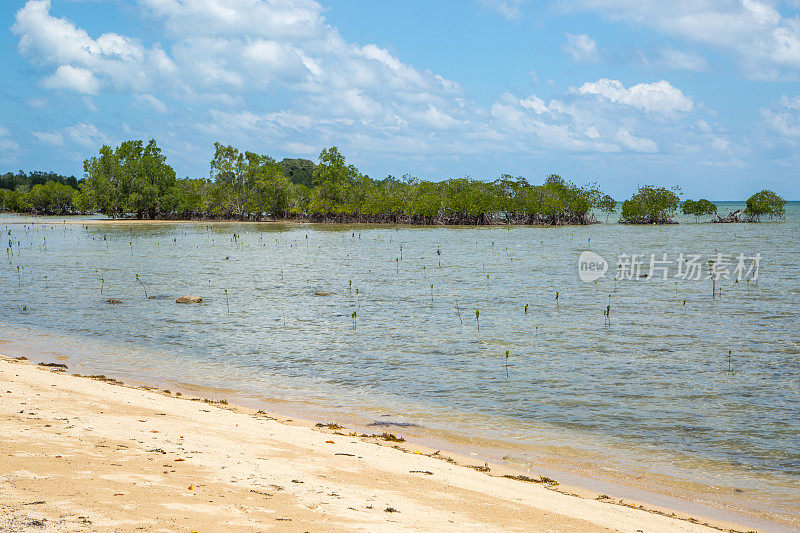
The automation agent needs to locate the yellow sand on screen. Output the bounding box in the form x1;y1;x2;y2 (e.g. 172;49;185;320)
0;356;746;532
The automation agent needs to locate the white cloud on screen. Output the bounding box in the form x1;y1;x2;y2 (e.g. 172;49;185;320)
141;0;326;40
135;93;168;113
32;130;65;145
12;0;175;94
615;127;658;152
12;0;737;175
0;127;21;159
42;65;100;94
476;0;528;19
26;97;48;108
568;0;800;78
576;78;694;114
563;34;600;63
520;94;548;114
761;94;800;137
659;47;708;71
66;122;108;147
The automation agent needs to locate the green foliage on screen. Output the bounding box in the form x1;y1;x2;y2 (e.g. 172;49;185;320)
6;142;620;225
309;146;361;216
0;170;78;191
681;199;717;221
744;190;786;220
279;158;315;187
81;139;175;219
28;181;76;215
620;185;681;224
0;187;32;212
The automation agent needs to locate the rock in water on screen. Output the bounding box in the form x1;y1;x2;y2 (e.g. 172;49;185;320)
176;295;203;304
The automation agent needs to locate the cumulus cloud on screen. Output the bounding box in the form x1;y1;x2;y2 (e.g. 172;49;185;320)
12;0;734;172
42;65;100;94
567;0;800;78
12;0;172;93
563;34;600;63
576;78;694;114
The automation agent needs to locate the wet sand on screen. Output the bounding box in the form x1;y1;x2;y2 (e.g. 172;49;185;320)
0;355;753;532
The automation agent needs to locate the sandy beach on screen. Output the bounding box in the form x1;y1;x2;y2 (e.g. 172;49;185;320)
0;355;754;532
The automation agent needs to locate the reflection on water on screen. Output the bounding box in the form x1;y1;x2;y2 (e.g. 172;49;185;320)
1;203;799;526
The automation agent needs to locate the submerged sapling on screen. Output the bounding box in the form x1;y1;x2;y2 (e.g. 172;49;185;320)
708;258;716;299
135;274;148;298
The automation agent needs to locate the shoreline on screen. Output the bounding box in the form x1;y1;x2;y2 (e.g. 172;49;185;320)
0;354;763;532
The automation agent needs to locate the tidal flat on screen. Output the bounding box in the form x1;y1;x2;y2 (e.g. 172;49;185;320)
2;205;799;530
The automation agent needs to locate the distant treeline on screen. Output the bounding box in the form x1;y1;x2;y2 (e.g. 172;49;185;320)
0;139;787;223
3;140;616;223
1;170;79;191
0;171;81;215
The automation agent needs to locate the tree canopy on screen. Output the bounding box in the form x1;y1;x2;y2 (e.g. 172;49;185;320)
620;185;681;224
3;139;629;226
79;139;176;219
745;190;786;220
681;199;717;222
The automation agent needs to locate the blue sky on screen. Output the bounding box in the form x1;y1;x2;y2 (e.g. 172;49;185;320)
2;0;800;199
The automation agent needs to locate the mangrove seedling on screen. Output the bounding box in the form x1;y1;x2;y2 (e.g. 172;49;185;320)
135;274;148;298
604;304;611;325
351;310;357;330
524;304;528;314
505;350;509;380
430;284;434;305
100;277;104;295
708;258;716;299
475;309;480;331
224;289;230;314
727;349;732;373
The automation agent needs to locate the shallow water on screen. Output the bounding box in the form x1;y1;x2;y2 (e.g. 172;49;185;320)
1;203;799;527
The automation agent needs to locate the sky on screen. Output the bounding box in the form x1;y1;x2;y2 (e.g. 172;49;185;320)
1;0;800;199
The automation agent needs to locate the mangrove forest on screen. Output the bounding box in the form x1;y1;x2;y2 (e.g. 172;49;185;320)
0;139;787;225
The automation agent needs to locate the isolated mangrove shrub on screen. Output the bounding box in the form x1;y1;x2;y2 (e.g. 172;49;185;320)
681;199;717;222
745;190;786;220
620;185;680;224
